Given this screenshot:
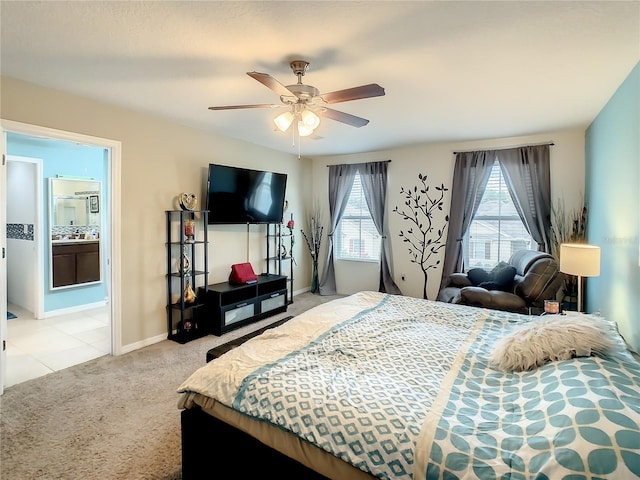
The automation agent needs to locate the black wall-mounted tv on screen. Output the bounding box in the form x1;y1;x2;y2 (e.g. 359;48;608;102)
205;163;288;225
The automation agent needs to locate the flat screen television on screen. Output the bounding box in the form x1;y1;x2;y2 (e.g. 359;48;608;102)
205;163;288;224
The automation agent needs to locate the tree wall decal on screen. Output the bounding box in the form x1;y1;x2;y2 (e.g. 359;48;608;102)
393;173;450;300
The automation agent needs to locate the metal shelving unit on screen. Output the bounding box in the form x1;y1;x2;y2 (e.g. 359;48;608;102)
266;222;293;305
166;209;209;343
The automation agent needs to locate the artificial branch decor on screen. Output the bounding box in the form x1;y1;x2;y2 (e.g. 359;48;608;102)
301;203;324;293
550;197;587;259
393;173;449;300
550;196;588;308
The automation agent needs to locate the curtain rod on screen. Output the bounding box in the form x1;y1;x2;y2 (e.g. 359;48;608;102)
453;141;554;155
326;159;392;167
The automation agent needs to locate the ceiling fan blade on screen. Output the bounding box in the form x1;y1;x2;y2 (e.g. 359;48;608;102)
320;83;385;104
208;104;281;111
318;107;370;128
247;71;295;98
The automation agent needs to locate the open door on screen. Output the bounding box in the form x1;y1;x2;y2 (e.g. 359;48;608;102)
1;126;7;395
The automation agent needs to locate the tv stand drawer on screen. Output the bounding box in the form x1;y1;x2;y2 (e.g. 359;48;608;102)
223;302;255;327
260;291;286;313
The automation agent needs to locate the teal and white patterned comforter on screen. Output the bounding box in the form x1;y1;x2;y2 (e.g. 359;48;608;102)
178;291;640;479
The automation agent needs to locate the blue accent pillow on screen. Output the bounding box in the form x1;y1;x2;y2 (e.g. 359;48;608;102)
478;281;503;290
490;261;517;289
467;268;490;286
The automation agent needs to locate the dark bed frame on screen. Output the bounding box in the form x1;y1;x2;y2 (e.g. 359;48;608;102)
181;405;330;479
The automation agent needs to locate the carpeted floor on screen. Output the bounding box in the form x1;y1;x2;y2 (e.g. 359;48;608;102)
0;292;343;480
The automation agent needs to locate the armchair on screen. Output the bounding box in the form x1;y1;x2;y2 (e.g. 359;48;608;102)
437;249;564;315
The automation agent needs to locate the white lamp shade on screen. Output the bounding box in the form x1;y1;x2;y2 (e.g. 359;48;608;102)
274;111;294;132
297;121;314;137
560;243;601;277
300;109;320;129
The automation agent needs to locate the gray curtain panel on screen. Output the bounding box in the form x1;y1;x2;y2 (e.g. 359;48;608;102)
439;145;552;290
318;164;356;295
497;145;552;253
359;161;402;295
439;151;494;289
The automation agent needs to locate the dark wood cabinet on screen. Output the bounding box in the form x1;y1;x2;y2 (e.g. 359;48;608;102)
77;250;100;283
52;241;100;288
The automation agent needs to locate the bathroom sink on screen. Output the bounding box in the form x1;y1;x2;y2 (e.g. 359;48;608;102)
51;238;98;244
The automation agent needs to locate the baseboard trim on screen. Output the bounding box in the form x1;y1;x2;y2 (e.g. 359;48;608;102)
42;300;108;319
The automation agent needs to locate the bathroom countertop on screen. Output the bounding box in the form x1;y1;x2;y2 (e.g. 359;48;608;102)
51;238;99;244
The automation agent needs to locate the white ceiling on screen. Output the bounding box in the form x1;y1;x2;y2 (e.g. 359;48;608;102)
1;1;639;157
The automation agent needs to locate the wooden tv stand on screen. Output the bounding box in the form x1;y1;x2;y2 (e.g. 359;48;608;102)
198;274;288;336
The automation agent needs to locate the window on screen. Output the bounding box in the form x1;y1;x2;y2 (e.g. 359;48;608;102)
464;161;534;269
336;172;381;262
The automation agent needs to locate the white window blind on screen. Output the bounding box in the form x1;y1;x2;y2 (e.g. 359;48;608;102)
464;161;534;269
336;172;381;262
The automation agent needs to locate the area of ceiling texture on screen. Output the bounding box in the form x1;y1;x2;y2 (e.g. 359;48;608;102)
1;1;639;157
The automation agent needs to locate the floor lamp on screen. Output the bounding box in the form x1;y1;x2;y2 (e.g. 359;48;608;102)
559;243;601;312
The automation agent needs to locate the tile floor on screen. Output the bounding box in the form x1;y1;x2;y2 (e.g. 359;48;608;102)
5;302;110;388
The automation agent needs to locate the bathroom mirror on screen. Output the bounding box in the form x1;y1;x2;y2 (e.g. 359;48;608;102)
49;177;102;289
50;178;101;229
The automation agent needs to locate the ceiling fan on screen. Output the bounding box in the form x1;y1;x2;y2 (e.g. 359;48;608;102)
208;60;385;137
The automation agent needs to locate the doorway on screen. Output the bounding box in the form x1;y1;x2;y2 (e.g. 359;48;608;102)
0;120;122;394
6;152;107;387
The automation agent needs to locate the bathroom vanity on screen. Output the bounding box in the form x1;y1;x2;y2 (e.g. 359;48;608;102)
49;177;102;290
51;239;100;288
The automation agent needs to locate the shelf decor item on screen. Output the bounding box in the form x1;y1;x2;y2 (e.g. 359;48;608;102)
178;192;198;211
178;246;191;274
287;214;296;265
184;219;195;243
184;280;196;304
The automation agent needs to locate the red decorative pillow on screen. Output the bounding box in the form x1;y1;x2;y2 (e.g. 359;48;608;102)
229;263;257;284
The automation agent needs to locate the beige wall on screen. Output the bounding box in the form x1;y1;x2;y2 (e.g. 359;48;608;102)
1;76;312;348
1;76;586;350
311;128;586;300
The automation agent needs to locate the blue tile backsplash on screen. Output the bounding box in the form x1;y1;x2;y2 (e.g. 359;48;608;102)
51;225;100;239
7;223;34;241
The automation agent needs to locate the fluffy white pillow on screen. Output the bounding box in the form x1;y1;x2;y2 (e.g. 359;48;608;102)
488;315;619;372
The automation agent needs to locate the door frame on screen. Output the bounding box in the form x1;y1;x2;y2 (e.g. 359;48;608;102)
0;119;122;394
0;130;5;395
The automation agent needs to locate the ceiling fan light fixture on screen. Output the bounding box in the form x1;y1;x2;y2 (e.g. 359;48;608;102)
297;121;314;137
211;60;385;139
274;111;294;132
300;109;320;130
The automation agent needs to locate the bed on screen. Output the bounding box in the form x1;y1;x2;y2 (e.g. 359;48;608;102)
177;291;640;479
